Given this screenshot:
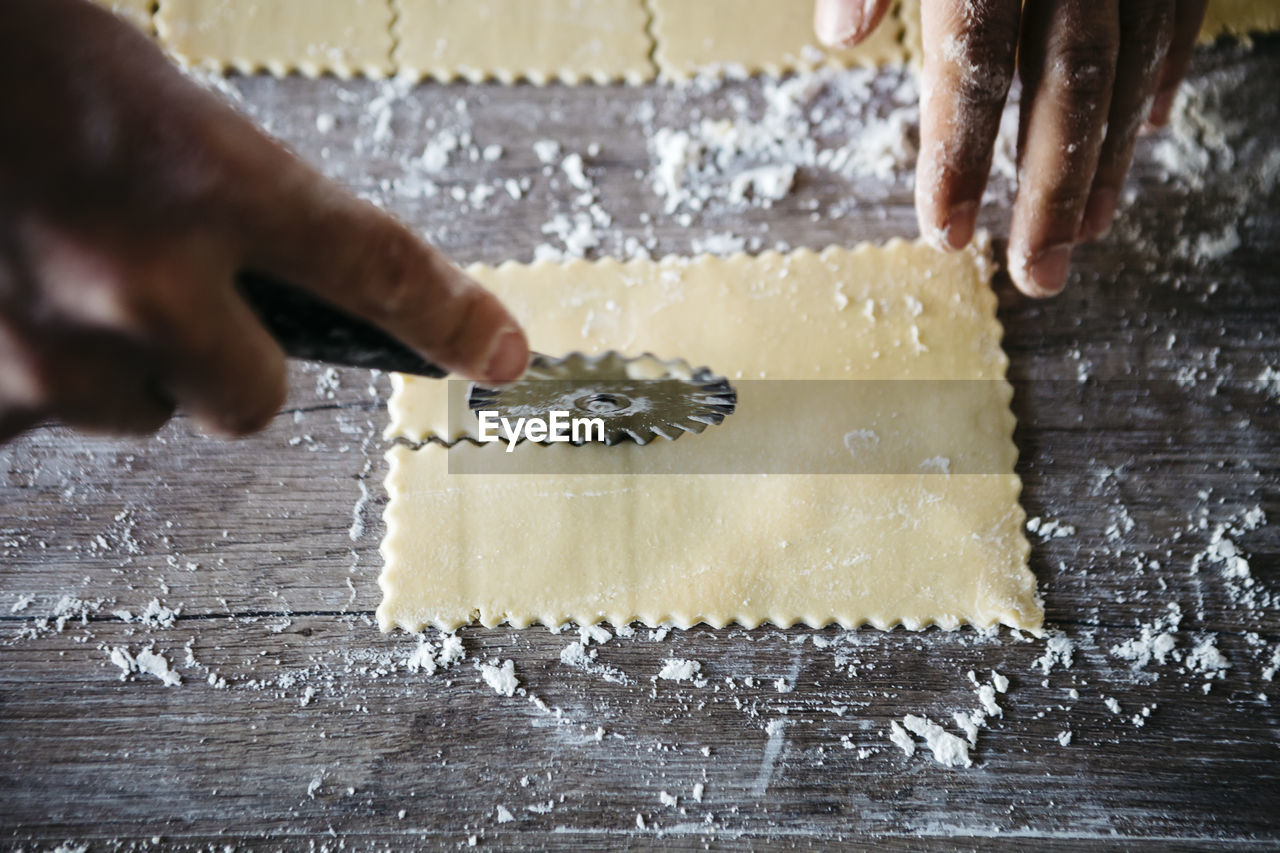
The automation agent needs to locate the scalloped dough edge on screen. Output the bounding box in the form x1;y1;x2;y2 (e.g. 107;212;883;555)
377;449;1039;636
162;54;391;80
391;0;657;86
392;65;656;86
154;0;394;80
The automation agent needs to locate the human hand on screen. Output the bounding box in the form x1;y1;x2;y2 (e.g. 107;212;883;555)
815;0;1208;297
0;0;529;444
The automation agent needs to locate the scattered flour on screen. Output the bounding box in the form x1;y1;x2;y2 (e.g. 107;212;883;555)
658;658;702;683
533;139;561;164
348;479;371;541
727;163;796;205
406;641;438;675
107;645;181;687
918;456;951;474
902;715;972;769
1110;603;1183;670
144;598;179;627
559;641;632;684
649;67;918;215
438;635;466;668
1026;517;1076;539
1035;633;1075;675
888;721;916;757
1184;636;1230;678
480;659;519;697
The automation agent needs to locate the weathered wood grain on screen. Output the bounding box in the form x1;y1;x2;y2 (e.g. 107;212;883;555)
1;37;1278;849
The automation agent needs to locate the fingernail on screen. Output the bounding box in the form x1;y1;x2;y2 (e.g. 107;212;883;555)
1148;89;1175;127
1023;244;1073;297
482;329;529;383
1079;189;1117;241
815;0;865;47
944;201;978;250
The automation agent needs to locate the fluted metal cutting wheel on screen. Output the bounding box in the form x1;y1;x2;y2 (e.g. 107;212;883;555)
468;351;737;446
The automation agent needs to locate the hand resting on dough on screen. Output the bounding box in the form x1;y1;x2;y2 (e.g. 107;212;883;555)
815;0;1208;297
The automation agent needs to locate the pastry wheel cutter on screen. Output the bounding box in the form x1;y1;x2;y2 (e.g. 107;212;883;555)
238;273;736;445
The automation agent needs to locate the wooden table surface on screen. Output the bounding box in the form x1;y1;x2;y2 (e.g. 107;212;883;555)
2;36;1279;850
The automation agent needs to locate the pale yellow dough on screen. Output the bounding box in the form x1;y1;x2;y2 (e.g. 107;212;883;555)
156;0;393;78
1200;0;1280;41
394;0;655;84
649;0;909;79
148;0;1279;80
380;241;1041;634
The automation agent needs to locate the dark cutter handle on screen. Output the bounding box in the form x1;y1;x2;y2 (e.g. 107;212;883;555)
236;272;447;379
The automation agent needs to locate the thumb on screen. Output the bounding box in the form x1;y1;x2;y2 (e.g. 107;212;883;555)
814;0;895;48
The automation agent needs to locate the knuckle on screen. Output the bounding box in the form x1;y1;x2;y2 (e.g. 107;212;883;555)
113;264;204;350
1035;185;1092;225
919;121;995;196
1050;41;1117;101
433;286;486;365
941;0;1021;48
950;63;1013;107
352;225;425;323
935;20;1016;106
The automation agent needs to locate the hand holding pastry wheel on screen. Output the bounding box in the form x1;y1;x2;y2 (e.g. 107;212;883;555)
239;276;737;448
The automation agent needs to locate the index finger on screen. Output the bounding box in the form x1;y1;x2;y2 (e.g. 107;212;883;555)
1008;0;1120;297
915;0;1021;251
209;119;529;384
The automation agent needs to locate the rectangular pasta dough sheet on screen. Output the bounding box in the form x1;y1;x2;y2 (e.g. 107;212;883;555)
380;241;1041;634
394;0;656;84
649;0;910;79
156;0;394;78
